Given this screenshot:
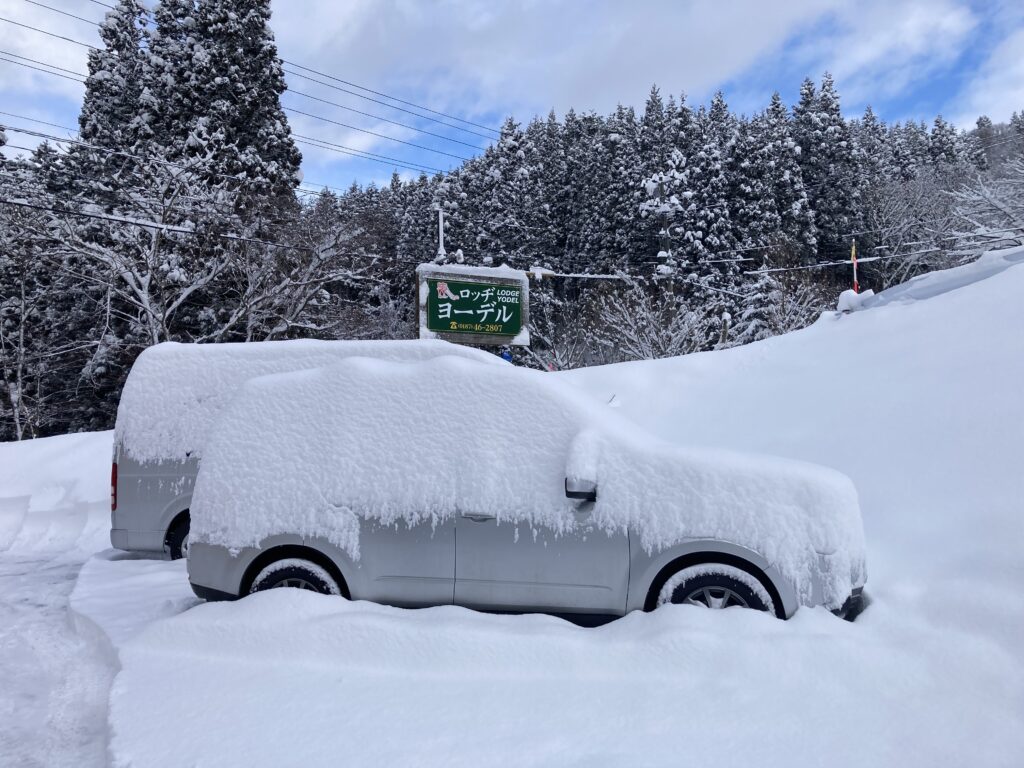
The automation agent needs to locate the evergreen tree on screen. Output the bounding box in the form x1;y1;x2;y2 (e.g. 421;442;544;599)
929;115;960;165
196;0;303;215
793;73;861;258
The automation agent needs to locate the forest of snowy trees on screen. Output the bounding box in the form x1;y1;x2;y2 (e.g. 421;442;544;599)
2;0;1024;440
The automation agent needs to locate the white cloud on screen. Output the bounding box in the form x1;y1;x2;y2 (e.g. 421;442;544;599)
268;0;830;121
948;26;1024;127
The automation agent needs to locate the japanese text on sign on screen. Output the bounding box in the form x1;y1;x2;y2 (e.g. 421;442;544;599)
426;278;523;336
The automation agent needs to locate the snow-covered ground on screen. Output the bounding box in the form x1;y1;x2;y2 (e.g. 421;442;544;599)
1;252;1022;766
0;432;115;768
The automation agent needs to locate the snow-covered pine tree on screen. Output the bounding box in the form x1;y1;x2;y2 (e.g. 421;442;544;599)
473;117;533;268
793;73;861;260
929;115;960;166
732;260;784;345
195;0;302;218
72;0;147;206
728;94;816;267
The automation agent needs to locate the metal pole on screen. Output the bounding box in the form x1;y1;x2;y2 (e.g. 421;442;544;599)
436;208;446;260
851;238;859;293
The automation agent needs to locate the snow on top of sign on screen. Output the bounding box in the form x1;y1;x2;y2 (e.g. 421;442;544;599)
114;339;503;463
416;262;528;282
191;356;864;608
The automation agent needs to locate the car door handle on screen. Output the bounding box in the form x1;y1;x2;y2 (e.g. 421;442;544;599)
460;513;496;523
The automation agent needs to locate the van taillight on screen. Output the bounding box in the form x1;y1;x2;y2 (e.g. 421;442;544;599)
111;462;118;511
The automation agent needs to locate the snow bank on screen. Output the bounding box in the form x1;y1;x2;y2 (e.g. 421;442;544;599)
562;247;1024;670
0;431;112;555
192;356;863;607
108;588;1023;768
114;339;503;463
863;244;1024;309
70;555;196;649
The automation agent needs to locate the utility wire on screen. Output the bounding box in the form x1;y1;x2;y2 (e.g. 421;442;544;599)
0;195;311;251
0;54;86;83
283;106;470;161
286;88;486;150
280;66;495;141
0;14;94;47
8;0;498;139
0;37;472;163
0;48;90;77
20;0;96;26
0;100;441;177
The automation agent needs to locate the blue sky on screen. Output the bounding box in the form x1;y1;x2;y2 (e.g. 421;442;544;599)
1;0;1022;196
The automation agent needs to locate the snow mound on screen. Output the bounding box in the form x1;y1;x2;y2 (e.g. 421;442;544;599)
192;356;863;607
562;247;1024;658
863;245;1024;308
114;339;503;463
70;555;196;649
837;288;874;312
0;431;112;555
108;588;1022;768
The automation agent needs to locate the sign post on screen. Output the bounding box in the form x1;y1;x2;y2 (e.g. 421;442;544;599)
417;264;530;347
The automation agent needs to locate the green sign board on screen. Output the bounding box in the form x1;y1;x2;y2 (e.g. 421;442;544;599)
425;277;523;337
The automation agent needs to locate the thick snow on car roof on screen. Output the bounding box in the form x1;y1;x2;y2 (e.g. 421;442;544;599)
192;356;864;608
114;339;503;463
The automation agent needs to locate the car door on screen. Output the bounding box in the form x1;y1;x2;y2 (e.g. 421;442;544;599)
341;516;456;607
454;505;629;615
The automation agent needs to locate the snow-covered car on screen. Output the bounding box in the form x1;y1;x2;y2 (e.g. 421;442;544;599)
187;356;866;620
110;340;504;559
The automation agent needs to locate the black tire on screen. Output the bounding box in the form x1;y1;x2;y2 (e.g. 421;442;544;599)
166;515;190;560
249;559;340;596
664;567;771;613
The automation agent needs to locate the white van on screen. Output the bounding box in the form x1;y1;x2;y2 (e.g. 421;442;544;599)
110;339;503;558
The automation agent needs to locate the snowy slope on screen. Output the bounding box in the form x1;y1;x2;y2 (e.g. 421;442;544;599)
100;256;1024;766
563;249;1024;657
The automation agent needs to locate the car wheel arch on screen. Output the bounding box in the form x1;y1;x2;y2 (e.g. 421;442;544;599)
643;551;787;619
240;544;350;599
164;510;190;555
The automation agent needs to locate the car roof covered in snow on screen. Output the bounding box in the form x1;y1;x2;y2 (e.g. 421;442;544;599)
191;356;864;608
114;339;504;463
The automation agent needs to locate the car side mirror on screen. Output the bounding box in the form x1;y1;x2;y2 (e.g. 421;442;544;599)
565;477;597;502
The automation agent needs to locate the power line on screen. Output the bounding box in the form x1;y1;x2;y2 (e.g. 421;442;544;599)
0;195;311;251
0;34;474;164
281;63;499;139
291;136;441;175
0;48;89;77
1;104;442;178
0;54;86;83
0;14;94;48
283;105;470;161
286;88;486;150
20;0;96;26
6;1;498;141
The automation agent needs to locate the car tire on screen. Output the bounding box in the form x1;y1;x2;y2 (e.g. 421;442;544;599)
249;558;341;596
657;563;775;614
166;516;190;560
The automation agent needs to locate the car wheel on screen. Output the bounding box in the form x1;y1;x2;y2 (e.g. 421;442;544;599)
657;563;775;614
249;558;341;596
166;517;190;560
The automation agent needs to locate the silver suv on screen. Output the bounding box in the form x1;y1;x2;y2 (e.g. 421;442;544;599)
187;357;866;621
